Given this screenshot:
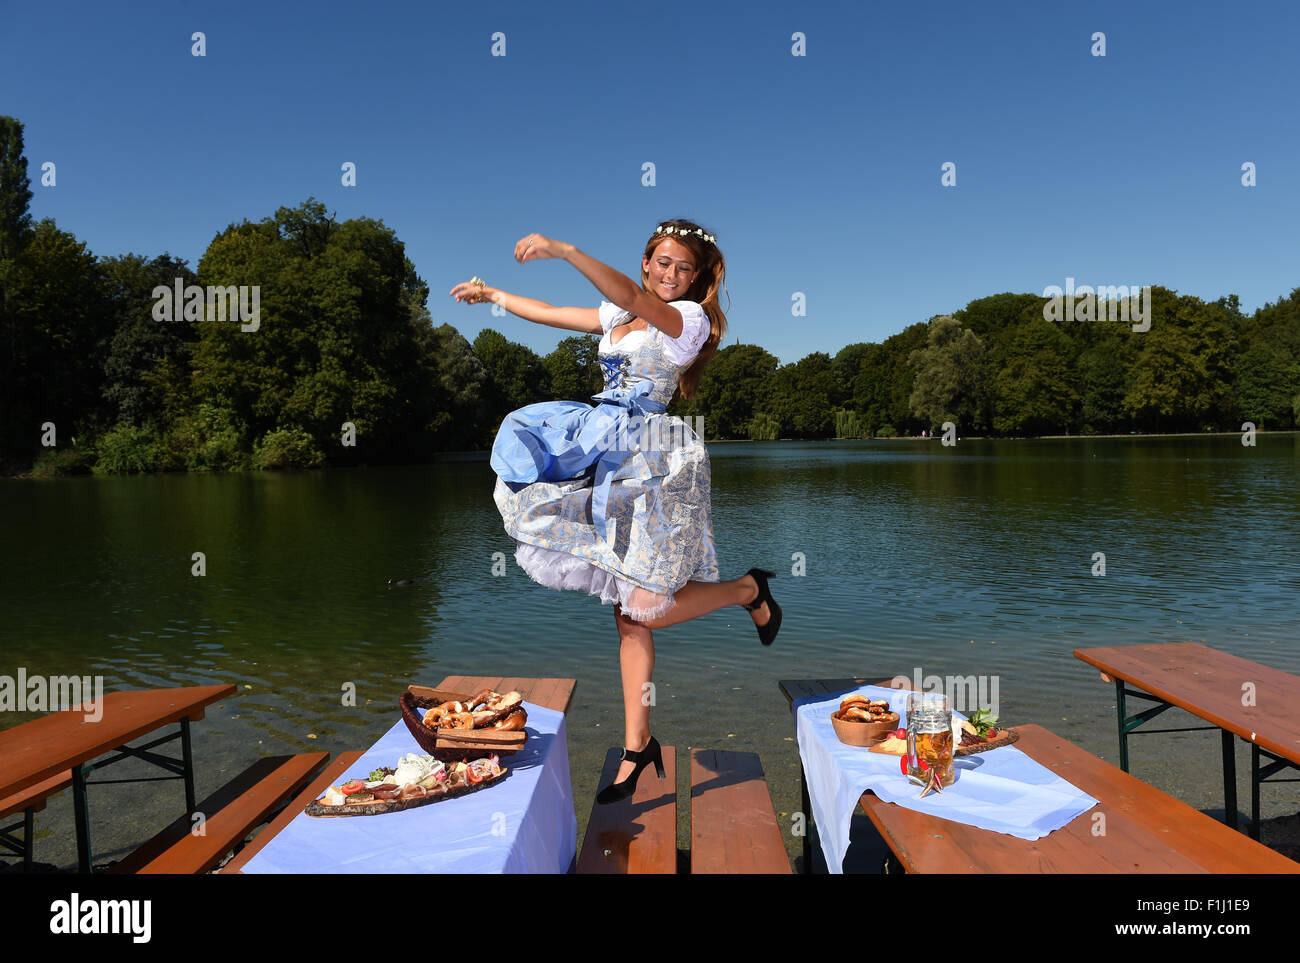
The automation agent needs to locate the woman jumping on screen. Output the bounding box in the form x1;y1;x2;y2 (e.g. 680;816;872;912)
450;218;781;803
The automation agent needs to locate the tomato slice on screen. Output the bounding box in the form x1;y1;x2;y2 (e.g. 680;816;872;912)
340;779;366;795
466;767;484;785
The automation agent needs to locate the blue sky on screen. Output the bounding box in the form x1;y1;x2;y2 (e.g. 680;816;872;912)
4;0;1298;364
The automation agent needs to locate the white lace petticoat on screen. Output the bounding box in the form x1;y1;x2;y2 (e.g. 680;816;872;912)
513;540;676;622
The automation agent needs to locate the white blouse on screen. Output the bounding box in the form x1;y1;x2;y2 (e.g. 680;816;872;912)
597;299;709;367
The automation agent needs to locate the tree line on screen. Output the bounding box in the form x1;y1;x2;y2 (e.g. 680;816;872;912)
1;116;1296;476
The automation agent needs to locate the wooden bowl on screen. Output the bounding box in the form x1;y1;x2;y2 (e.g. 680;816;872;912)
831;710;900;747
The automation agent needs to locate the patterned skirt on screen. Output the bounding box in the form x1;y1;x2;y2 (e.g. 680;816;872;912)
491;399;719;622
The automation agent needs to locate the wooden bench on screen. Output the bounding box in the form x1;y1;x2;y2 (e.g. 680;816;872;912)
110;752;328;874
1076;642;1300;837
577;746;679;873
857;723;1299;873
689;749;791;874
219;750;365;874
0;770;73;869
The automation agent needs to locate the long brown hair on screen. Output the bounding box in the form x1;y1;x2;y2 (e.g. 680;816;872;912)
638;218;728;402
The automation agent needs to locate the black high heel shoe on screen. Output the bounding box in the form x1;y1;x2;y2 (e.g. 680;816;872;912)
596;735;665;805
743;568;782;646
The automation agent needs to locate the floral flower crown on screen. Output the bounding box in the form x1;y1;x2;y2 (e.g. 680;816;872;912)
654;224;716;245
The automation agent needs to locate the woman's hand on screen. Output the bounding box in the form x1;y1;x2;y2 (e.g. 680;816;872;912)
449;278;501;305
515;233;565;264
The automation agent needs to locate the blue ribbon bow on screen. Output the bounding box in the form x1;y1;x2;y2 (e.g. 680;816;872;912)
490;378;668;549
587;379;667;546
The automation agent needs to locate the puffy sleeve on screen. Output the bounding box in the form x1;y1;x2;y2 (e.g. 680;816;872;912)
661;300;709;366
597;300;626;334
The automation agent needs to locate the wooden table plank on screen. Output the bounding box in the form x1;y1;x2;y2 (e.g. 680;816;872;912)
525;678;565;715
856;723;1299;873
577;746;677;874
431;676;575;715
433;675;500;699
778;677;908;712
0;685;237;799
1075;643;1300;762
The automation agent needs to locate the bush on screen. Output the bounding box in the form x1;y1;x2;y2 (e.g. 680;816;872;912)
875;424;897;438
93;424;183;473
835;408;868;439
253;427;325;469
30;446;96;477
747;412;780;441
168;405;250;471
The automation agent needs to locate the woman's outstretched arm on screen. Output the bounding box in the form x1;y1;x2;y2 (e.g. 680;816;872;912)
449;280;601;334
523;237;684;339
558;243;686;339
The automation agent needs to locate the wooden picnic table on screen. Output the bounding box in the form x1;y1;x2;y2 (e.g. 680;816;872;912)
1075;642;1300;837
779;677;1299;873
0;684;236;871
221;675;577;874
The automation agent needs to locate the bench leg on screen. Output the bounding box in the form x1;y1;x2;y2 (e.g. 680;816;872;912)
800;767;812;874
1114;679;1128;772
1221;729;1237;831
24;808;34;870
181;718;196;812
1250;741;1260;841
72;763;92;873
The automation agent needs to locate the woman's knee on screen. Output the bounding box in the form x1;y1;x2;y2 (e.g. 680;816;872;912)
614;603;653;638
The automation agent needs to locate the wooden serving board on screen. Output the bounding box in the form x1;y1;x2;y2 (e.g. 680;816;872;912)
433;728;527;752
865;728;1021;757
955;727;1019;756
305;768;510;817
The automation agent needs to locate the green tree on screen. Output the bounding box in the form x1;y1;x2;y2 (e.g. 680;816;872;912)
1;220;110;461
472;328;552;420
764;352;837;438
953;292;1043;340
991;318;1079;434
831;343;870;403
1122;289;1236;430
100;253;198;429
543;334;602;402
430;323;492;449
852;323;929;435
1077;337;1131;433
1236;342;1296;429
677;342;779;438
908;316;990;432
0;116;33;262
1237;287;1300;429
191;198;446;465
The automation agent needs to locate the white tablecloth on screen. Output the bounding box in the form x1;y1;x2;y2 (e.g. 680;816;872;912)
795;685;1097;873
242;701;576;873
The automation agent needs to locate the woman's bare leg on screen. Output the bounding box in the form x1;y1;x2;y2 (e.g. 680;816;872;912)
631;574;768;631
612;603;655;784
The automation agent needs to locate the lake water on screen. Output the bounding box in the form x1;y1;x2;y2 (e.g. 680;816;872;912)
3;434;1298;869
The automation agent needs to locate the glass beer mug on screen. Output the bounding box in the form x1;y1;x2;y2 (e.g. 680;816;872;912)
906;692;955;788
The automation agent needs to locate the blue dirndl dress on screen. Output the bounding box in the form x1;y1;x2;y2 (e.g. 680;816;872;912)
490;301;719;621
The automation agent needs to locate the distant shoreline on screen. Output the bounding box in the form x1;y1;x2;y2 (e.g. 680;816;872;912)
8;429;1296;477
712;429;1300;443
